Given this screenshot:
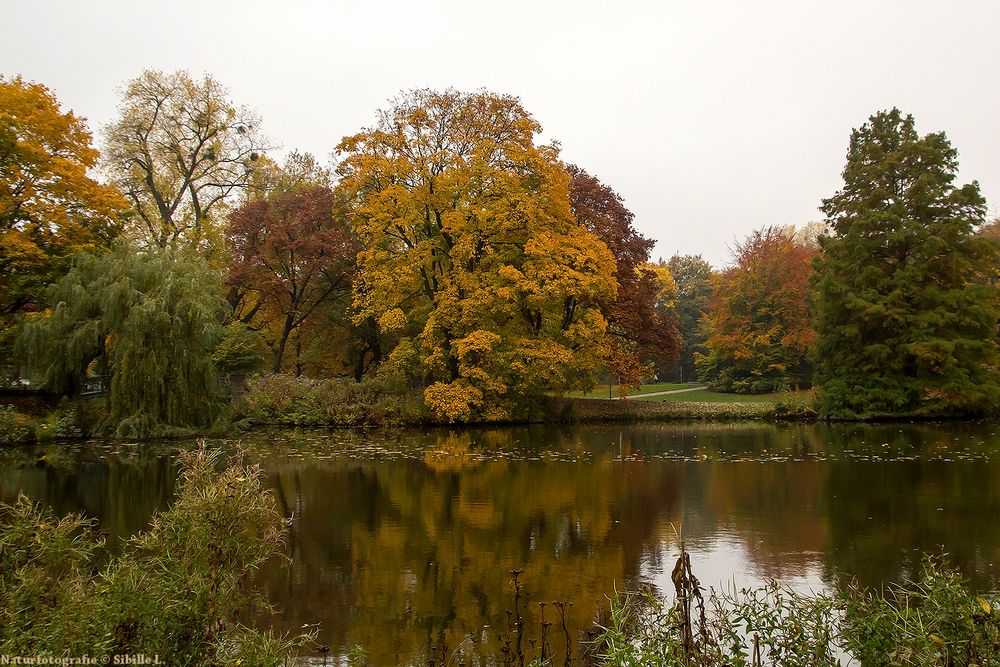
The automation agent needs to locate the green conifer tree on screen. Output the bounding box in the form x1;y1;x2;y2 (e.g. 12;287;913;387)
813;109;999;417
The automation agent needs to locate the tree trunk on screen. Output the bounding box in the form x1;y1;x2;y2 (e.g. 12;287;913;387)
273;313;294;374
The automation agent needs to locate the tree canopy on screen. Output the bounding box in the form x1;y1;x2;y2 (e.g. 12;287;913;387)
336;89;616;421
813;109;999;417
227;185;355;374
102;70;266;253
18;248;227;435
696;227;815;393
664;254;714;382
567;165;679;389
0;76;125;319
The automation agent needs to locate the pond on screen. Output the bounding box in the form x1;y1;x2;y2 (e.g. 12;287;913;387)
2;421;1000;664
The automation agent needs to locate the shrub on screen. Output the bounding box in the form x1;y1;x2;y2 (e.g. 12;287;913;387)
241;373;427;426
595;549;839;667
594;549;999;667
0;404;34;444
841;555;1000;666
34;403;84;440
0;446;311;664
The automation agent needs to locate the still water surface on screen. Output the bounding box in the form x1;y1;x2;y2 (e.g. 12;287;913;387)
2;421;1000;664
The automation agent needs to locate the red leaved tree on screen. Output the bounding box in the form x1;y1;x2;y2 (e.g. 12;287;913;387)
567;165;679;390
696;226;816;393
226;186;356;374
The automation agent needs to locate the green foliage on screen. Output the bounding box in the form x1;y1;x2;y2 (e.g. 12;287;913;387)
212;321;269;374
841;556;1000;666
665;255;715;382
813;109;1000;418
0;404;34;444
34;403;83;440
0;447;311;664
595;553;999;667
18;247;228;436
594;565;839;666
0;494;102;653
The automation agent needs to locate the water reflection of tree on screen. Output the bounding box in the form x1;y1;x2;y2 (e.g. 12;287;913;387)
821;423;1000;590
0;445;177;545
4;423;1000;663
258;429;684;665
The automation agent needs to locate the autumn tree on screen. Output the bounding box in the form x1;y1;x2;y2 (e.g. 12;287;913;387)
566;166;679;390
0;76;125;320
244;150;331;202
102;70;266;252
813;109;1000;417
336;89;616;421
696;227;815;393
226;185;356;374
664;254;715;382
18;248;227;435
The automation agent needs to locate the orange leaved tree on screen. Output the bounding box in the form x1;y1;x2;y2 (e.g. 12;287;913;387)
696;226;815;393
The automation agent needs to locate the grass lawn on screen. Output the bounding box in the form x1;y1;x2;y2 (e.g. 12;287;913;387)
571;382;703;399
633;389;813;403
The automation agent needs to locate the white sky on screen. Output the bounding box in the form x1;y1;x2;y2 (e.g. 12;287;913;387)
4;0;998;267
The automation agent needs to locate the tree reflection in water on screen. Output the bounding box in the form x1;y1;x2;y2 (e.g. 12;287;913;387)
1;422;999;663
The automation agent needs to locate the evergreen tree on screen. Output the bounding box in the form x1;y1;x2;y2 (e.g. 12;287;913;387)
18;248;227;435
813;109;999;417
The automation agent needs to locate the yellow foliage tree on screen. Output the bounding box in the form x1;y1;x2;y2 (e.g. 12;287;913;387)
336;89;616;421
0;76;125;322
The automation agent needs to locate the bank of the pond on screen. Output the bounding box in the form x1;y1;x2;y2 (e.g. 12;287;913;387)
563;396;816;422
13;376;1000;446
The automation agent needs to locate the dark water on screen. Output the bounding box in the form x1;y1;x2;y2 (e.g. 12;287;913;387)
2;421;1000;664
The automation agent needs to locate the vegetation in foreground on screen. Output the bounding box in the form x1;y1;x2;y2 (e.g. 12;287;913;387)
0;446;311;664
3;444;999;665
595;547;1000;667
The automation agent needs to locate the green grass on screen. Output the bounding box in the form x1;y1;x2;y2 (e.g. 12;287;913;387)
571;382;702;399
634;389;812;403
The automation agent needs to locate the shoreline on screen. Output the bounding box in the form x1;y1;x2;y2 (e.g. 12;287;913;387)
7;392;1000;446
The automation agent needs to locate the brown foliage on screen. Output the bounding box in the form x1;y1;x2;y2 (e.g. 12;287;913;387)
226;186;356;374
697;226;815;392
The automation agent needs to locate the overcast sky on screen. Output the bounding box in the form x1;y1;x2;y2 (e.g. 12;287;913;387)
5;0;998;267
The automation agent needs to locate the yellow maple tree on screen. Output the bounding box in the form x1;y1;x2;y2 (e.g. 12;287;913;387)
336;89;616;421
0;76;125;320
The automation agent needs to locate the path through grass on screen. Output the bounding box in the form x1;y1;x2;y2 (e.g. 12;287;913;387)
634;389;813;403
572;382;702;399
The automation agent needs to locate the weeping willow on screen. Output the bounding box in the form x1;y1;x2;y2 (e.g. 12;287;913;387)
18;247;227;436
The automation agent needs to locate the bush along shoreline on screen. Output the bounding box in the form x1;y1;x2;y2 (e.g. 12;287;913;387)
9;373;1000;446
0;445;314;664
591;544;1000;667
